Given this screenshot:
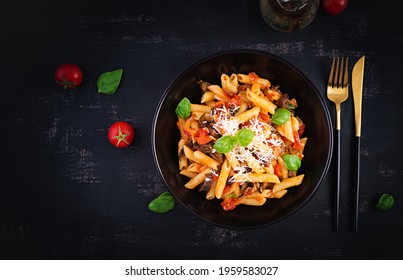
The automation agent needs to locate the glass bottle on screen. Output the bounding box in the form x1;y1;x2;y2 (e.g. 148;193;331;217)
260;0;320;32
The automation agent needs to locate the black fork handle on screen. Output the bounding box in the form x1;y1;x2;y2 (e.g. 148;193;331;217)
334;129;341;232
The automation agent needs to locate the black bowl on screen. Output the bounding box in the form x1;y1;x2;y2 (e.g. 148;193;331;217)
152;50;332;229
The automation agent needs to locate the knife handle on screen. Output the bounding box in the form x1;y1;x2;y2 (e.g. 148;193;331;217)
354;136;361;232
334;129;341;232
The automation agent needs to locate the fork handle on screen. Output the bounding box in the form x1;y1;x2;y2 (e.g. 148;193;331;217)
334;129;341;232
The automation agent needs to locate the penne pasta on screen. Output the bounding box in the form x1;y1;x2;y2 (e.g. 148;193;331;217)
215;159;231;199
184;168;212;189
175;72;308;211
246;88;277;115
272;174;305;193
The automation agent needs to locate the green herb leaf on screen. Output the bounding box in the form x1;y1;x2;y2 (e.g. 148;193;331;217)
213;135;237;154
148;192;175;213
272;108;291;125
375;193;394;211
282;154;301;171
97;69;123;94
175;97;191;119
236;128;255;147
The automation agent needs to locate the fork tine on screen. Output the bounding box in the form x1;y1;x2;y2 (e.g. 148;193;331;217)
338;57;344;88
334;57;340;88
328;57;336;87
343;57;349;88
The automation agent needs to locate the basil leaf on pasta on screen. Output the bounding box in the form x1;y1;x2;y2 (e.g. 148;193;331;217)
272;108;291;125
175;97;191;119
214;135;237;154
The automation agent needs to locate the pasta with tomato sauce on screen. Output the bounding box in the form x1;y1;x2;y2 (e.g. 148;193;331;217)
175;72;307;211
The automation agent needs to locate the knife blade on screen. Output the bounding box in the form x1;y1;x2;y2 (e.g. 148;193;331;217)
352;55;365;232
352;56;365;137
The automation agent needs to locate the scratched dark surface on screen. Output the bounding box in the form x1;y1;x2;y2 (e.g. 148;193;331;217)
1;0;402;260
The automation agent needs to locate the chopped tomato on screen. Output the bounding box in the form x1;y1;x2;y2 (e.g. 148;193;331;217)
221;197;239;211
293;130;303;151
274;164;282;177
243;187;254;196
194;127;213;145
258;112;270;123
299;123;306;136
228;94;242;107
223;90;233;98
248;72;259;83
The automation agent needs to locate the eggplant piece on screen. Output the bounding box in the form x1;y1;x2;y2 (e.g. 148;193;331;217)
197;80;211;93
277;93;298;110
198;173;212;193
198;114;213;127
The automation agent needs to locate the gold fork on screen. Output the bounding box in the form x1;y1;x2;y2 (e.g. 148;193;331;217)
327;57;349;232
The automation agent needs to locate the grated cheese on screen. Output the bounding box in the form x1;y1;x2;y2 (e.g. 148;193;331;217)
212;108;285;184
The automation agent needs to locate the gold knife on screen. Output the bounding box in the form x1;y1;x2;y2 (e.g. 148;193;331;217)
352;55;365;232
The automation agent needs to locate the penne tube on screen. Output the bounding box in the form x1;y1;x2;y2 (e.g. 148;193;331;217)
271;189;288;199
191;104;212;114
221;73;238;94
208;85;231;102
246;88;277;115
276;118;294;143
206;180;217;200
183;146;198;163
246;173;280;183
201;91;215;103
180;169;197;178
187;162;205;173
184;168;212;189
193;151;220;170
238;195;267;206
232;106;260;124
272;174;305;193
178;156;188;171
215;159;231;199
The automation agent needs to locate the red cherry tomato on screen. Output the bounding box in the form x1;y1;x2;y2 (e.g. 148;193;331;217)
322;0;348;16
55;63;83;89
108;121;135;148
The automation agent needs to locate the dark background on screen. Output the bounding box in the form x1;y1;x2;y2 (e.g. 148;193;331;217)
1;0;402;259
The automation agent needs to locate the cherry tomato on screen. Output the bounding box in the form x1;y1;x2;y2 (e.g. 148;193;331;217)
322;0;348;16
108;121;135;148
55;63;83;89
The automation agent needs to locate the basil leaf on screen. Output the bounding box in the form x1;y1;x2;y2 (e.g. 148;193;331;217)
375;193;394;211
175;97;191;119
236;128;255;147
213;135;237;154
272;108;291;125
97;69;123;94
282;154;301;171
148;192;175;213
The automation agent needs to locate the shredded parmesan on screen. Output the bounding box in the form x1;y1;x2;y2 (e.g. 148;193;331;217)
212;108;285;184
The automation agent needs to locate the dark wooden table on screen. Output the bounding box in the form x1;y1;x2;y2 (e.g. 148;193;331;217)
1;0;402;260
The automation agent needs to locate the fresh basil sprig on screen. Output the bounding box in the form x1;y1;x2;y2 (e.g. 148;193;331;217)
272;108;291;125
282;154;301;171
97;69;123;94
214;128;255;154
148;192;175;213
375;193;394;211
175;97;191;119
236;128;255;147
214;135;238;154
